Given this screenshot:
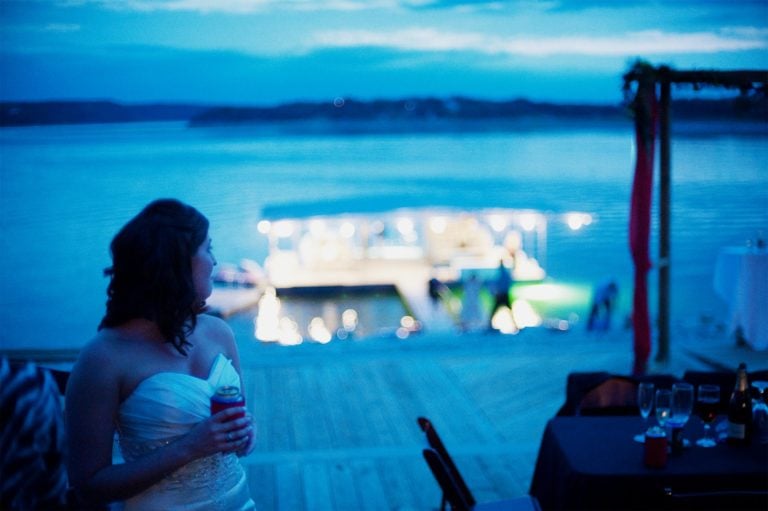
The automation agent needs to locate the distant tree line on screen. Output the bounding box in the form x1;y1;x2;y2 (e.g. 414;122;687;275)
0;101;208;127
1;96;765;127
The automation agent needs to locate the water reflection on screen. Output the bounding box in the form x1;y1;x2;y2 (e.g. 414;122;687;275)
228;280;590;346
237;286;408;345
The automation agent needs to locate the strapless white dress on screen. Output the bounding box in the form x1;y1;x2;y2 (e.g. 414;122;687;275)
117;353;255;511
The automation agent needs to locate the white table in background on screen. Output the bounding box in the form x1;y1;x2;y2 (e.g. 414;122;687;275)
713;246;768;351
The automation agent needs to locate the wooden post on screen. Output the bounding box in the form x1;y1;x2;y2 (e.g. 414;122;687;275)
621;64;768;365
657;69;671;362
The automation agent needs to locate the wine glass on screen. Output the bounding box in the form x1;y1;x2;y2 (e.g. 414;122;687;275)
669;382;694;447
752;381;768;405
633;382;655;443
695;384;720;448
751;381;768;445
655;389;672;429
670;382;694;426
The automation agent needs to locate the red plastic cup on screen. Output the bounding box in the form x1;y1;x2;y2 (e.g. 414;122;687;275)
644;426;668;468
210;385;245;420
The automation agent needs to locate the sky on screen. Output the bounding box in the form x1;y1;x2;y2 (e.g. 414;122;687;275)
1;0;767;106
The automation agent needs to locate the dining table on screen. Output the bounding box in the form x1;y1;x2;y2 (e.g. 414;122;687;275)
529;416;768;510
713;245;768;350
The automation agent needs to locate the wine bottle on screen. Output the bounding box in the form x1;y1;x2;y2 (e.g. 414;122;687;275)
727;362;752;446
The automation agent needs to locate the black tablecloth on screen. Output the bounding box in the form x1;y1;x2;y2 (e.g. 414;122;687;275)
530;416;768;510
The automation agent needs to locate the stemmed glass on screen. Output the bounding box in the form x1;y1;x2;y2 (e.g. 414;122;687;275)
669;382;694;446
633;382;655;443
751;381;768;445
752;381;768;406
655;389;672;429
695;384;720;448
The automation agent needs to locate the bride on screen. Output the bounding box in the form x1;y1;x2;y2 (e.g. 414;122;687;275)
66;199;256;510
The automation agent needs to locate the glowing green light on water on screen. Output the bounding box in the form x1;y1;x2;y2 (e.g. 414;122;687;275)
451;280;592;321
513;282;591;303
511;281;593;318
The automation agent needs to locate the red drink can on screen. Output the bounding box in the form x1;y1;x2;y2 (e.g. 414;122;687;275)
211;385;245;419
644;426;668;469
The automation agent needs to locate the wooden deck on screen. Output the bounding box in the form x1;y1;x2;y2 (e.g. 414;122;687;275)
5;319;766;510
236;328;768;510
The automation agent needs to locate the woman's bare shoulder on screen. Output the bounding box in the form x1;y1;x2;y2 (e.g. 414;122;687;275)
195;314;238;360
197;313;234;340
75;332;118;367
66;332;129;406
71;331;136;381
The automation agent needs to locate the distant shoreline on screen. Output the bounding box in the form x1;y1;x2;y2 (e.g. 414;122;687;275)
2;96;766;128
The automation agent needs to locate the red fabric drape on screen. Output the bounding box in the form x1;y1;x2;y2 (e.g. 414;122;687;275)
629;80;657;376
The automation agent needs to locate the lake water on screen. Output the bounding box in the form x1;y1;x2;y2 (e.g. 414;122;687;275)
1;120;766;351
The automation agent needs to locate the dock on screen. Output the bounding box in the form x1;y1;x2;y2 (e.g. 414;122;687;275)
236;327;768;510
168;261;768;511
206;286;263;318
208;259;461;335
6;301;766;510
394;277;457;334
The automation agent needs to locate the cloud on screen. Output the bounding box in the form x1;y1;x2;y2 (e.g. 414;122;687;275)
42;23;81;32
721;27;768;38
75;0;399;13
90;0;272;13
311;27;768;57
60;0;529;13
315;27;484;52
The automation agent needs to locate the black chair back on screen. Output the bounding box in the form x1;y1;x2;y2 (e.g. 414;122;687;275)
577;376;638;416
422;448;472;511
417;416;476;508
418;417;544;511
557;372;680;417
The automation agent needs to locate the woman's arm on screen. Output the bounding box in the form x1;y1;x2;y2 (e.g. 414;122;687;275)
65;341;249;505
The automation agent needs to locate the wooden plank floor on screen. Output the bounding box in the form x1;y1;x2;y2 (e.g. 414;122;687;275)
237;328;768;510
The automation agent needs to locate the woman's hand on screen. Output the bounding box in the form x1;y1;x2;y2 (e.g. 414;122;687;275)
235;413;257;457
179;408;253;460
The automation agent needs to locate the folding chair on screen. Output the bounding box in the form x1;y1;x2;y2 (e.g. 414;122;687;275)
577;376;639;415
556;372;679;416
422;447;473;511
417;417;540;511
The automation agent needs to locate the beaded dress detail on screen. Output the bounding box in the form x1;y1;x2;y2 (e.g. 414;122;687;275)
117;353;255;510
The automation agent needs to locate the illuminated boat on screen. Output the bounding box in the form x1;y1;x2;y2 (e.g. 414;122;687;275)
209;195;594;344
255;195;593;291
213;259;264;287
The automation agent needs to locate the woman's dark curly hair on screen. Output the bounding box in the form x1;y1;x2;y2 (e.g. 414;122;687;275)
99;199;209;355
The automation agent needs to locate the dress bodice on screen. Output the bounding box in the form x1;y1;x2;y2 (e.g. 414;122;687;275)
116;353;255;510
